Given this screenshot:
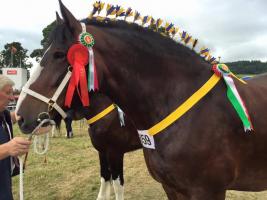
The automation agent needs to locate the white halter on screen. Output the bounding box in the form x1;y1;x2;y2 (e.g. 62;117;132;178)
21;70;72;119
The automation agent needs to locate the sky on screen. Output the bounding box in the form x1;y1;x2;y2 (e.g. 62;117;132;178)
0;0;266;63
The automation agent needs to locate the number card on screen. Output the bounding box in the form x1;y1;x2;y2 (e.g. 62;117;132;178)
137;130;155;149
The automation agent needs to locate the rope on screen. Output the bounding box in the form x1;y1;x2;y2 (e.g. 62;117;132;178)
19;118;55;200
33;133;49;155
19;156;24;200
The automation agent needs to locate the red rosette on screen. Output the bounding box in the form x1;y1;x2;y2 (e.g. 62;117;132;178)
67;43;89;66
65;43;90;108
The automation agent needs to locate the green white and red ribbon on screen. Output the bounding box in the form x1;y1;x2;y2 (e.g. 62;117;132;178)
212;64;253;132
79;32;99;91
88;48;99;91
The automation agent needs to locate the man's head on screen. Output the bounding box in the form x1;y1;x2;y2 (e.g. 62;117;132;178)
0;75;14;112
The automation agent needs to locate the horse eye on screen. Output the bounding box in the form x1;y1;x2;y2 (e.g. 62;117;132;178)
53;52;66;59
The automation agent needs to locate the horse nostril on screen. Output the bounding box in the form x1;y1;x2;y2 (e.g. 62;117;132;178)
37;112;50;122
37;112;52;127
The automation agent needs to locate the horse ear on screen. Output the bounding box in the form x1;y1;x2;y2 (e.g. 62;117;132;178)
56;12;63;25
58;0;81;35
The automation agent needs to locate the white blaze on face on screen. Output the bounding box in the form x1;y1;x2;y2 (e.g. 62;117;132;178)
15;46;51;114
15;64;43;113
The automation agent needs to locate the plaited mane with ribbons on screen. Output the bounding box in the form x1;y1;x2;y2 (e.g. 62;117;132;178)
88;1;218;64
65;23;99;108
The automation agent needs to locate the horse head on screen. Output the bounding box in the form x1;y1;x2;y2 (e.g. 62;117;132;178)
16;0;98;133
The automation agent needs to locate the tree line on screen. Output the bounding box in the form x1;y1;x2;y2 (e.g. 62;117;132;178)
0;42;32;69
0;21;55;70
226;60;267;75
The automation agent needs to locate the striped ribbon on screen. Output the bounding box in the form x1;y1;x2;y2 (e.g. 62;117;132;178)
213;64;253;131
88;47;99;91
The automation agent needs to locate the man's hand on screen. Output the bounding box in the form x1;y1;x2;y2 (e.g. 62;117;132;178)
6;137;32;157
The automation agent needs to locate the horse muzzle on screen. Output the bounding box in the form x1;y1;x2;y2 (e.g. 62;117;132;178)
18;112;55;134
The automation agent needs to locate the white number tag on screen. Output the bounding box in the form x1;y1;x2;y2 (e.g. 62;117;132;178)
137;130;155;149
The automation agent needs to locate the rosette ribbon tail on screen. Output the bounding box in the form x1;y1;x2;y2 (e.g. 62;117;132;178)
65;73;76;108
224;76;253;131
65;57;89;107
88;47;99;91
213;64;253;132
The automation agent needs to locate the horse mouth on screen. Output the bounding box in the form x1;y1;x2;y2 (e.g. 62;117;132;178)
18;117;55;134
18;118;37;134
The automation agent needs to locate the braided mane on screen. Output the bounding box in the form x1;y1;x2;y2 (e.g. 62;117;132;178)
85;1;218;64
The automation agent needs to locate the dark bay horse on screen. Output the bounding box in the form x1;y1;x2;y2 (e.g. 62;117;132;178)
16;1;267;199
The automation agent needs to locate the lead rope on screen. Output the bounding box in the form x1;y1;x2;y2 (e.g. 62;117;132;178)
33;133;49;155
18;156;24;200
19;119;54;200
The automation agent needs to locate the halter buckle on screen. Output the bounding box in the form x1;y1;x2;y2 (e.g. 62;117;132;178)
48;99;55;111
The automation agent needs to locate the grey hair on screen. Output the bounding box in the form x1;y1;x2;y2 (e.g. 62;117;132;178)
0;75;14;91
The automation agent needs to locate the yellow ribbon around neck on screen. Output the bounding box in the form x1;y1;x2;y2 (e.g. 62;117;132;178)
87;104;116;125
148;73;221;136
87;74;222;134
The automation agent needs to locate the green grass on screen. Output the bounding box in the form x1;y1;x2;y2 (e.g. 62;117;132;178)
11;121;267;200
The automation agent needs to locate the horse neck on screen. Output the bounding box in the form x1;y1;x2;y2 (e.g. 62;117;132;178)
93;25;213;129
70;91;114;121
